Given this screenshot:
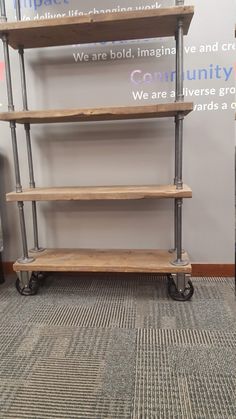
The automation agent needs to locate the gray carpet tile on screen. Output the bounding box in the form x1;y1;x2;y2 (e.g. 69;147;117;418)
0;274;235;418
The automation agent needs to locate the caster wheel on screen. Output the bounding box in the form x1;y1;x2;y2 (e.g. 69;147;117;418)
15;274;39;296
167;276;194;301
33;271;47;286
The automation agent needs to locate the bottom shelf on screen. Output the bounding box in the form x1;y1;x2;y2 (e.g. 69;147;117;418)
13;249;191;274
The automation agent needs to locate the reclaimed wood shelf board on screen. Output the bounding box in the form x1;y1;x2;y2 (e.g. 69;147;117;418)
0;103;193;124
13;248;192;273
6;184;192;202
0;6;194;49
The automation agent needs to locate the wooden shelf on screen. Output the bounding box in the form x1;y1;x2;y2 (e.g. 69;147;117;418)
0;7;194;49
0;103;193;124
7;184;193;202
6;184;192;202
13;248;191;273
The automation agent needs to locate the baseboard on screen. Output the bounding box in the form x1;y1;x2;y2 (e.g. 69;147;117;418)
3;262;15;275
2;261;235;277
192;264;235;277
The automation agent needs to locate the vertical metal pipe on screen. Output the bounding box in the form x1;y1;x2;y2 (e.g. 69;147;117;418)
10;121;22;192
174;28;179;186
19;52;43;252
176;19;184;102
15;0;21;20
17;201;34;263
0;0;6;21
176;18;184;260
175;16;184;190
24;124;35;187
174;117;177;186
176;114;183;189
171;17;187;266
18;202;29;258
173;22;179;253
31;202;40;250
2;37;22;192
2;35;14;111
2;33;34;262
18;49;28;109
171;198;187;266
18;50;36;190
174;199;178;250
176;198;182;261
17;15;43;252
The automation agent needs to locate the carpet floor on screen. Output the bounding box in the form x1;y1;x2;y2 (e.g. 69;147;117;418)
0;274;235;418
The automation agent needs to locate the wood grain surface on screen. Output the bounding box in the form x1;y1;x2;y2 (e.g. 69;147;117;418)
0;103;193;124
0;7;194;49
13;249;192;273
6;184;192;202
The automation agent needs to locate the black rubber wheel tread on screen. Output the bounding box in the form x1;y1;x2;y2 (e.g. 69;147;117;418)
167;276;194;301
32;271;48;286
15;274;39;296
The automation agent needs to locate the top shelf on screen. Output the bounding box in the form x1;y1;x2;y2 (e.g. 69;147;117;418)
0;6;194;49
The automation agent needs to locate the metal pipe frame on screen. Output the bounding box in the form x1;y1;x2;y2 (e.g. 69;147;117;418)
174;28;179;188
172;23;180;252
0;0;6;21
15;0;21;20
171;15;188;266
175;14;184;189
1;0;34;263
16;0;44;252
18;48;44;252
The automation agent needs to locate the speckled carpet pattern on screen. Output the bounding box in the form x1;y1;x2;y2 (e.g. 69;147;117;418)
0;274;235;418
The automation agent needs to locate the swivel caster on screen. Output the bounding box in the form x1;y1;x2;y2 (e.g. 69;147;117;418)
15;272;40;296
167;274;194;301
32;271;48;286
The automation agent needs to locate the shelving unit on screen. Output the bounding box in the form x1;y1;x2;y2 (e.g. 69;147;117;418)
0;1;194;300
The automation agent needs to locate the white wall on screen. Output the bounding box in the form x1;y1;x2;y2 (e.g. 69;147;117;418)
0;0;235;263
